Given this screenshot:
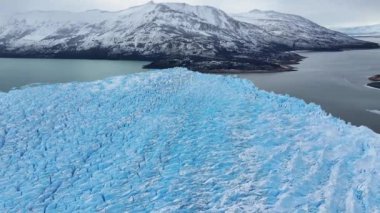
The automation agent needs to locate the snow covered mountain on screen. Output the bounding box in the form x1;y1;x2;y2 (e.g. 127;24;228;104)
337;24;380;36
232;10;376;50
0;3;277;62
0;2;377;72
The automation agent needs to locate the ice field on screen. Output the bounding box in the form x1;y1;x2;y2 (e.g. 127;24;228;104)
0;68;379;212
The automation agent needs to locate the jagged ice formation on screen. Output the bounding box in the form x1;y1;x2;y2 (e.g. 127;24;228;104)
0;69;379;212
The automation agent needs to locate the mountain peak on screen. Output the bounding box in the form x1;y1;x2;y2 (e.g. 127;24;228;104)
249;9;261;13
248;9;284;15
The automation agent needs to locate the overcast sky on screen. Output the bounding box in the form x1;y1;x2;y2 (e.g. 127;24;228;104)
1;0;379;27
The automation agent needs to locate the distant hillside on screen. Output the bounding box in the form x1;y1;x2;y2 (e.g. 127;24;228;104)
232;10;376;50
337;24;380;37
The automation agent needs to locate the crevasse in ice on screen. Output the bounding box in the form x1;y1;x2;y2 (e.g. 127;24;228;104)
0;68;379;212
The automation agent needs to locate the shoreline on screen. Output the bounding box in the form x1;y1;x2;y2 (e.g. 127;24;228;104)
1;42;378;74
0;42;377;74
367;82;380;90
0;54;302;73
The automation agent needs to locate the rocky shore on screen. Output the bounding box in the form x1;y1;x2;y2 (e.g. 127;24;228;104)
368;82;380;89
144;53;304;73
369;74;380;81
367;74;380;89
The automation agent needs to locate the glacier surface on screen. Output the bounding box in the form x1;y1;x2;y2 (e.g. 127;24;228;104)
0;68;379;212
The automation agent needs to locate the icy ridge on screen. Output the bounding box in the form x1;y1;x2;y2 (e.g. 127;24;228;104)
0;68;379;212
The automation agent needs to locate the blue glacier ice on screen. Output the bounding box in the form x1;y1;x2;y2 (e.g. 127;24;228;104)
0;68;379;212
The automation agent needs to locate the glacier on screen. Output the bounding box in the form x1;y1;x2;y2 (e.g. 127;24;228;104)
0;68;379;212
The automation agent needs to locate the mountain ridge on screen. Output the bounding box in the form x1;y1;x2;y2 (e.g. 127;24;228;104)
0;2;378;72
337;24;380;36
232;9;376;50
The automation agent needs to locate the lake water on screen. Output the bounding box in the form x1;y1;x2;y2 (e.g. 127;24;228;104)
0;58;150;91
239;37;380;133
0;38;379;133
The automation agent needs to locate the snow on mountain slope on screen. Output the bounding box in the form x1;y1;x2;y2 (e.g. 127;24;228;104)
0;68;380;212
232;10;375;50
0;2;274;60
159;2;236;30
337;24;380;36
